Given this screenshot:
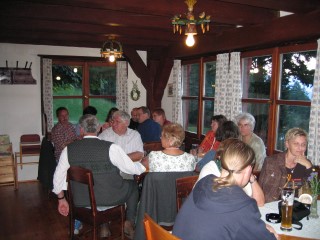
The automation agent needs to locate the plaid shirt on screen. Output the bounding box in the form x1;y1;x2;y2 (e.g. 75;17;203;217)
51;122;77;161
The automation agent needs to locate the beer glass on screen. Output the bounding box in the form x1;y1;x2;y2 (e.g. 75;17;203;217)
191;144;199;162
280;187;295;231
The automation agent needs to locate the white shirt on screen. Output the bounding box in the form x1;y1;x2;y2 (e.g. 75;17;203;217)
148;151;196;172
99;127;143;154
52;136;146;194
198;161;253;196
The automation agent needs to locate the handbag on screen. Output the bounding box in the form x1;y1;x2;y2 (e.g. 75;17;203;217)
278;200;310;230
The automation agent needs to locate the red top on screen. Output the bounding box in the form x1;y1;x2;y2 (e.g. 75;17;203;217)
199;130;220;152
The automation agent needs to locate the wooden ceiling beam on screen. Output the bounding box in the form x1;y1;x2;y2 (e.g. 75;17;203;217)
2;0;277;28
217;0;320;14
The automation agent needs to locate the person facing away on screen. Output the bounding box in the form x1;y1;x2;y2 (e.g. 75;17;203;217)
142;123;196;172
74;105;98;137
128;107;140;130
136;106;161;143
52;114;147;239
196;120;240;172
235;112;266;171
152;108;171;127
259;127;313;203
173;138;278;240
51;107;78;162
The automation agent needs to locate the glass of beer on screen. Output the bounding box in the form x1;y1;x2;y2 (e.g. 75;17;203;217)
280;187;295;231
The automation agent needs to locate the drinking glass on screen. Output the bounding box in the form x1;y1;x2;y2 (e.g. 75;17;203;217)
280;187;295;231
191;144;199;162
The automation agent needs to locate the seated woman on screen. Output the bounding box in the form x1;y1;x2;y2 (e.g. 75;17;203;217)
101;107;119;132
173;139;277;240
198;135;265;207
196;120;239;171
145;123;196;172
235;112;266;170
195;115;227;156
259;127;313;203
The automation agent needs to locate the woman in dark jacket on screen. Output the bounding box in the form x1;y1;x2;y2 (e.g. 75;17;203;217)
173;139;278;240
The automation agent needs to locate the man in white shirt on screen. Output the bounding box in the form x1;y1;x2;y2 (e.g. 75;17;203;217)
99;110;144;162
53;114;146;239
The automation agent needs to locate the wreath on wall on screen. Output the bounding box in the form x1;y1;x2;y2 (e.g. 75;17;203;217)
130;80;141;101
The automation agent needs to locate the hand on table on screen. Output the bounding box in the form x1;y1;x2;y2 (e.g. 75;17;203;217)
266;224;279;240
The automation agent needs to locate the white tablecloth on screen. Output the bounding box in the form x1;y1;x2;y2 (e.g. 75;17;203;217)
259;201;320;239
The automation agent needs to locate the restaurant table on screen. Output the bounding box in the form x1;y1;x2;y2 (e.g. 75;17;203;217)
259;200;320;240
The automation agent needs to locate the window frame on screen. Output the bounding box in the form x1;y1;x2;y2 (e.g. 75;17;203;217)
181;42;317;155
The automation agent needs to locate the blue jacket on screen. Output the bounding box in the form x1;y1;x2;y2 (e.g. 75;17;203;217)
137;118;161;143
173;175;276;240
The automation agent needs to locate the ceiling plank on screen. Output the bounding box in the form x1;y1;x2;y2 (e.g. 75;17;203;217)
216;0;320;14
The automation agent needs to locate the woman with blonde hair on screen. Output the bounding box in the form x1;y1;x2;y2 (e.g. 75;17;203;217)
145;123;196;172
259;127;312;203
173;139;278;240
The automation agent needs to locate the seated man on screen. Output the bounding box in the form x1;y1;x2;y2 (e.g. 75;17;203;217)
52;114;146;239
128;107;139;130
51;107;78;162
137;106;161;143
99;110;144;179
100;110;143;161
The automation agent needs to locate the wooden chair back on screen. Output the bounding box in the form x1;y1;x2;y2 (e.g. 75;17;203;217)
176;175;199;211
144;213;181;240
143;141;163;154
67;166;125;240
20;134;41;155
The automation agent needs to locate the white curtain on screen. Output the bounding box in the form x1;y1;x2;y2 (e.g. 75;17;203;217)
42;58;54;131
116;61;128;112
307;39;320;165
214;52;242;120
171;60;183;125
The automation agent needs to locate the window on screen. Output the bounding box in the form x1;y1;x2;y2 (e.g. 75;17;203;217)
182;57;216;137
241;44;316;153
181;43;316;154
182;62;200;134
52;60;116;124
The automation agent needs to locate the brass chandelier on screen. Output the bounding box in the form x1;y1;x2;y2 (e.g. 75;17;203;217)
172;0;211;47
100;38;123;62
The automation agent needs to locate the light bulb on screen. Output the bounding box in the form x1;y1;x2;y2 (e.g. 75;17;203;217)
185;34;195;47
73;67;78;73
109;55;115;62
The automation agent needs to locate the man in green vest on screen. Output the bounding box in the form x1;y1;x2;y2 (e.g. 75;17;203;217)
53;114;147;239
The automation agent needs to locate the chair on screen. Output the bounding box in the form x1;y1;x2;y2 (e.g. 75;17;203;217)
176;175;199;211
134;171;197;240
15;134;41;169
143;141;163;154
144;213;181;240
67;166;125;240
14;134;41;189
